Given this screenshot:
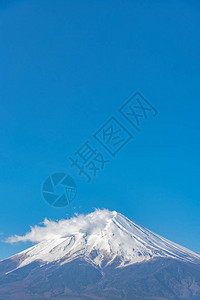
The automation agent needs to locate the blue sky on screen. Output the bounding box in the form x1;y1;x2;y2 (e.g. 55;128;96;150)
0;0;200;260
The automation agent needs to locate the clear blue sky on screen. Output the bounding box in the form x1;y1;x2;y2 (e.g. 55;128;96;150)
0;0;200;260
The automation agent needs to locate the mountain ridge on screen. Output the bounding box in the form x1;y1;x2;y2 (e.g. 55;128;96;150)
1;209;200;300
4;209;200;271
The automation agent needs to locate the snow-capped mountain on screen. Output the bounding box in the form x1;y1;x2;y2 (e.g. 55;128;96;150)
11;210;200;270
1;210;200;300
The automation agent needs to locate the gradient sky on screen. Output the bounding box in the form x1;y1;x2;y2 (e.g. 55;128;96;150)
0;0;200;260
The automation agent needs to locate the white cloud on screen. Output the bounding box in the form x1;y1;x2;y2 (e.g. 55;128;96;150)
6;209;114;244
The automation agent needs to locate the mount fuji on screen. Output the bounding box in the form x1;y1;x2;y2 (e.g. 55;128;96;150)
1;209;200;300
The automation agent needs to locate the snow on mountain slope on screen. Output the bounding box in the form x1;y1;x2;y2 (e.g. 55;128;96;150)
7;210;200;271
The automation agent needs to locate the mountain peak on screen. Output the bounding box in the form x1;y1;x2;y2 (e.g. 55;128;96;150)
7;209;200;272
2;209;200;300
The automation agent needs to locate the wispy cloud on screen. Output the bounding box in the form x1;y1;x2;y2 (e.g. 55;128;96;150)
6;209;114;244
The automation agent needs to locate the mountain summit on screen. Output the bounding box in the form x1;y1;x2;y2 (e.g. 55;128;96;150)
9;209;200;270
1;209;200;299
